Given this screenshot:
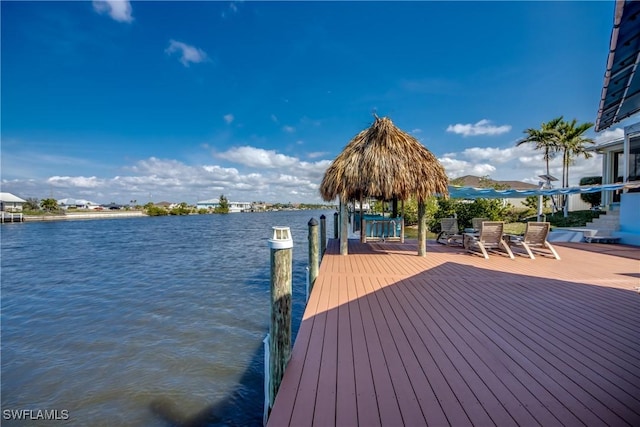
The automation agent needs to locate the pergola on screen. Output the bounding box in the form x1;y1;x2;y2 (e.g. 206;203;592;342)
319;116;449;256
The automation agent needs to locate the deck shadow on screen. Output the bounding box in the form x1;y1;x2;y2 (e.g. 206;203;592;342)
149;257;310;427
149;342;264;426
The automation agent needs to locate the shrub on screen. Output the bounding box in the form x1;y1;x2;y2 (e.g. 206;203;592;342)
145;205;168;216
547;210;600;227
428;197;509;231
579;176;602;207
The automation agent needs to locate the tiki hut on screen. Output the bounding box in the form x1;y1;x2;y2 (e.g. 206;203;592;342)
320;116;449;256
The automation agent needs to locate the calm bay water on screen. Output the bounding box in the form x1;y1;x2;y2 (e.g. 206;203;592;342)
1;210;334;426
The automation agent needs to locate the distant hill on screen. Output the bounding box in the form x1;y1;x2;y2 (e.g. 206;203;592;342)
451;175;537;190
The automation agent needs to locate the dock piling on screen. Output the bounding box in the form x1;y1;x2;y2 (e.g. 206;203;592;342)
308;218;319;295
319;214;326;257
333;212;339;239
267;226;293;412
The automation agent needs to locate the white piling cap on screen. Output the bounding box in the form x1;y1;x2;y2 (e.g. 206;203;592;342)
268;226;293;249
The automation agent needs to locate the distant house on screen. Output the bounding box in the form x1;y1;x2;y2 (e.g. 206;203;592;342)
103;203;124;210
196;199;253;212
0;192;27;212
58;198;101;210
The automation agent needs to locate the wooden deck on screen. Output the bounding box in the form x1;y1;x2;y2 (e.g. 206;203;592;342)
267;239;640;426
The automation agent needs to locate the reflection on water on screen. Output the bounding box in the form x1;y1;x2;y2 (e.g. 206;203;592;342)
1;211;333;426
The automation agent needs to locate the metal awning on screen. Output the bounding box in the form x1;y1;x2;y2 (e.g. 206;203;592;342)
596;0;640;131
448;181;640;199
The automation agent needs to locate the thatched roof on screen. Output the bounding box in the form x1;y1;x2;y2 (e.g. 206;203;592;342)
320;116;449;202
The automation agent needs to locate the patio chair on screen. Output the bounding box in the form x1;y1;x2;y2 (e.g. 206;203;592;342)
471;217;490;232
436;218;463;245
465;221;514;259
509;222;561;260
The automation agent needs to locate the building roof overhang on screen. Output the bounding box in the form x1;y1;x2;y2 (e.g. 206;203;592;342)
596;0;640;132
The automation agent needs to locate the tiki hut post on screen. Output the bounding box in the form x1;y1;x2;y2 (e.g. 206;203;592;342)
418;199;427;256
359;194;364;243
400;199;405;244
340;196;349;255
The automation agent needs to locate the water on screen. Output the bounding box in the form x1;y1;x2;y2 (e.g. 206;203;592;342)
1;210;334;426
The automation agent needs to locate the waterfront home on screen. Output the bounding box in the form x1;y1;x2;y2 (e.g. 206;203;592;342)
0;192;26;212
196;199;253;212
58;198;101;210
594;0;640;246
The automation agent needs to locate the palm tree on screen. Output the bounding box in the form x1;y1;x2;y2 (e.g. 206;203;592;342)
556;119;595;189
516;116;563;178
40;198;58;212
555;119;595;215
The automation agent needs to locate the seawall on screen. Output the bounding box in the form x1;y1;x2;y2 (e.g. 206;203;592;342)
24;211;147;222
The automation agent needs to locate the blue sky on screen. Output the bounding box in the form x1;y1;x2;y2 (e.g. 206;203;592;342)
1;0;631;204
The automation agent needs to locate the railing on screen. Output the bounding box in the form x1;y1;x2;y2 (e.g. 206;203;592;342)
362;216;404;243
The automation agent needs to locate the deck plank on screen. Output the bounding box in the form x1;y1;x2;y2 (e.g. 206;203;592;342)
353;275;404;426
268;240;640;427
335;274;357;427
348;275;381;427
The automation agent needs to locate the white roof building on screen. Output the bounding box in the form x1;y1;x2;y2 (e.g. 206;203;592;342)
0;192;27;212
196;199;253;213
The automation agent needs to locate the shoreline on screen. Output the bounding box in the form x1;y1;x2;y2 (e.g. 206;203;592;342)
23;211;147;222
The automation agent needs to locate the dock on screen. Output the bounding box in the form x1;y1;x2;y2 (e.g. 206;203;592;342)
0;212;24;223
267;239;640;426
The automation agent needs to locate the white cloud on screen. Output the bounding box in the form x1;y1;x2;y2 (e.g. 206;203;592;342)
165;40;208;67
458;145;530;164
282;125;295;133
217;146;299;169
48;176;103;188
411;129;422;134
223;114;234;124
270;114;279;123
307;151;328;159
595;128;624;143
446;119;512;137
92;0;133;23
438;157;497;178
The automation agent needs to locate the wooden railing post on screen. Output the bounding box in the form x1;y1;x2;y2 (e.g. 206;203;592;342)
333;212;339;239
267;226;293;410
308;218;319;295
319;214;327;257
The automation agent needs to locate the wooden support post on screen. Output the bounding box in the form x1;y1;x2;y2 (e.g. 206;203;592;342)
418;200;426;256
359;195;364;243
308;218;319;294
340;197;349;255
333;212;339;239
268;226;293;409
319;214;326;257
401;199;405;243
